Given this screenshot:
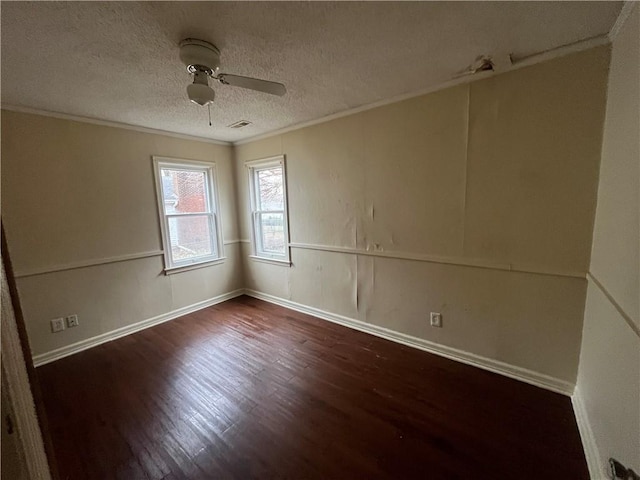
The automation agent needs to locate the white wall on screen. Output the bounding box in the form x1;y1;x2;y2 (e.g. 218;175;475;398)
575;4;640;477
1;111;243;358
235;46;610;388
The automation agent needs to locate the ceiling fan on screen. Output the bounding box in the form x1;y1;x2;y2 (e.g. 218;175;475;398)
179;38;287;107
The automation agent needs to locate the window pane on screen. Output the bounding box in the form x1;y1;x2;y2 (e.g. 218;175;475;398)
258;212;285;254
167;215;214;263
257;167;284;211
161;168;208;214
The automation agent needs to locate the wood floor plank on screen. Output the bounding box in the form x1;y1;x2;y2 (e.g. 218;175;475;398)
37;295;588;479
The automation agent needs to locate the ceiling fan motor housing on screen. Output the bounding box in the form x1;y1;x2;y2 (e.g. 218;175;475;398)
179;38;220;74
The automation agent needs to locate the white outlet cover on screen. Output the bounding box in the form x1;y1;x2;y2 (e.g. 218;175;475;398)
66;314;79;328
430;312;443;328
50;318;65;333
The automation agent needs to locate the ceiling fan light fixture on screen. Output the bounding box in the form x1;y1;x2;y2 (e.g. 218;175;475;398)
187;83;215;106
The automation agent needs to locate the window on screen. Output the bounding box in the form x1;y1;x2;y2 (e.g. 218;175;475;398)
247;155;290;264
153;157;223;272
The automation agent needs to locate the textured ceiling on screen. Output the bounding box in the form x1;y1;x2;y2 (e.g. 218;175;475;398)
1;1;622;142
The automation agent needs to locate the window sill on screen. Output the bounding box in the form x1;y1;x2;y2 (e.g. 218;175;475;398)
248;255;292;267
164;257;226;275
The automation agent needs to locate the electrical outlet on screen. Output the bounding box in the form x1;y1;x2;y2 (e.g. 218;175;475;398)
430;312;442;328
50;318;65;333
66;314;79;328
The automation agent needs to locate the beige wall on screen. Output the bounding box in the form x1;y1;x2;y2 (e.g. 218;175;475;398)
235;46;610;385
1;111;242;357
576;4;640;476
0;44;618;397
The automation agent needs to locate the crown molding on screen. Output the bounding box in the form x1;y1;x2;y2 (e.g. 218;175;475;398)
608;1;637;42
2;28;614;149
0;105;231;146
234;33;610;146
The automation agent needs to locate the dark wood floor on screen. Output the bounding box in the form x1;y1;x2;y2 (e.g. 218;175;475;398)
37;295;588;479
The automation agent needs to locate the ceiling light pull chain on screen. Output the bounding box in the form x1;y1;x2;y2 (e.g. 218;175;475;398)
208;104;212;126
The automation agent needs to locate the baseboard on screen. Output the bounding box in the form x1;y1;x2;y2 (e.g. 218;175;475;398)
244;289;575;396
572;388;605;479
32;289;245;367
33;286;577;395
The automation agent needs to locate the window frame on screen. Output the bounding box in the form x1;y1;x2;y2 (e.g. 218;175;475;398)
152;156;225;274
246;155;291;265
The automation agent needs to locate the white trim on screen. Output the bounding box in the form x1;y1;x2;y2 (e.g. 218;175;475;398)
288;242;586;279
14;250;164;278
233;34;610;146
2;34;612;149
32;289;244;367
246;155;291;263
244;289;575;396
587;273;640;339
509;34;609;70
608;1;637;42
30;284;577;395
289;241;509;270
1;264;52;479
572;388;605;479
163;257;226;275
152;156;225;271
1;105;231;145
14;244;242;278
248;255;292;267
511;264;586;280
152;155;222;169
244;155;286;168
2;32;611;149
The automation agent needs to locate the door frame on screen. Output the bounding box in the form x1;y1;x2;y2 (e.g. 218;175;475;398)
1;223;57;479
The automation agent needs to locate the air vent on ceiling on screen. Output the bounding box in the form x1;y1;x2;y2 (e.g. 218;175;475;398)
228;120;252;129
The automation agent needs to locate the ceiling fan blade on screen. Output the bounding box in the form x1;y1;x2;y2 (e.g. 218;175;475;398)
217;73;286;96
